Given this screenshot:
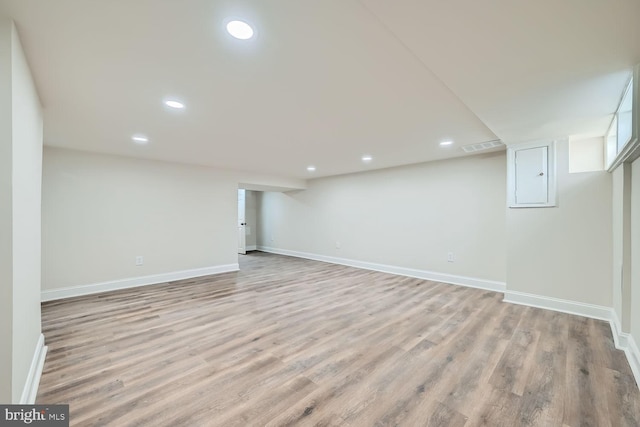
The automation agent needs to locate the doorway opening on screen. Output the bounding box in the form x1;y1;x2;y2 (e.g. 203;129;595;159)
238;189;258;255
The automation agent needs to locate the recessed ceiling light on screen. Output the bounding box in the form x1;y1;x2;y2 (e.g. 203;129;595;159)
165;100;185;109
307;166;316;172
440;140;454;146
132;135;149;144
361;155;373;163
226;20;254;40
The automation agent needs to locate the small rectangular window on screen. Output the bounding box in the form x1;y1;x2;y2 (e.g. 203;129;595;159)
607;65;639;171
606;115;618;168
617;79;633;152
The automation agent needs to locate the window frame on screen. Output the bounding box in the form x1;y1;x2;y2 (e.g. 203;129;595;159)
608;65;639;171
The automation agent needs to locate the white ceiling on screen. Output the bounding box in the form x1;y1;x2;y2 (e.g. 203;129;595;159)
1;0;638;179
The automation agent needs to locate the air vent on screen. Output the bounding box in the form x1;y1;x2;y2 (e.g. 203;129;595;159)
462;140;504;153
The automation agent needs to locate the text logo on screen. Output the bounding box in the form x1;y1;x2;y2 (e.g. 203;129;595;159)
0;405;68;426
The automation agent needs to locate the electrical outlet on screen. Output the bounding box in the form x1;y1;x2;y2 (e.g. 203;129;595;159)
135;256;144;266
336;241;341;249
447;252;454;263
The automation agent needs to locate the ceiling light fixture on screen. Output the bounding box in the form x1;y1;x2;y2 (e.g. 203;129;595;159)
165;100;185;109
307;166;316;172
132;135;149;144
361;155;373;163
226;20;254;40
440;140;454;146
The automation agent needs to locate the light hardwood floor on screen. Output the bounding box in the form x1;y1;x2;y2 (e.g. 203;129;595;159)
38;252;640;426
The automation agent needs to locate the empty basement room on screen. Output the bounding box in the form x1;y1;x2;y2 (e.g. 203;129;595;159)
2;1;640;426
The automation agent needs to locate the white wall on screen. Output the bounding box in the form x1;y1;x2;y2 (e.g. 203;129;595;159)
612;164;632;331
569;136;604;173
42;147;239;291
258;152;507;283
0;19;43;403
506;140;612;306
10;21;43;402
0;18;14;403
631;157;640;348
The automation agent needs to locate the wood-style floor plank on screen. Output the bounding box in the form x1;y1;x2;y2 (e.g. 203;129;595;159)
37;252;640;426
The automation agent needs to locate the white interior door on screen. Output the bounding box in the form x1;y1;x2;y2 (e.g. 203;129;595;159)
238;189;246;255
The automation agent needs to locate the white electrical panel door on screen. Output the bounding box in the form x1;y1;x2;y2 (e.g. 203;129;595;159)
515;146;549;205
507;140;556;208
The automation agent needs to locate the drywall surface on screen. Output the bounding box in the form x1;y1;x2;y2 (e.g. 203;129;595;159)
630;158;640;347
42;147;239;290
258;152;507;282
506;140;612;306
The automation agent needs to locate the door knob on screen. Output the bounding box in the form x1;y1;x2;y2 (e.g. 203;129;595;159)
538;172;544;176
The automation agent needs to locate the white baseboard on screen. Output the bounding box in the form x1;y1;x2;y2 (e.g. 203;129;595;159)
256;246;505;293
626;335;640;388
41;263;239;302
246;245;257;251
20;333;47;404
611;309;640;387
504;291;640;389
503;290;612;321
610;310;630;350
